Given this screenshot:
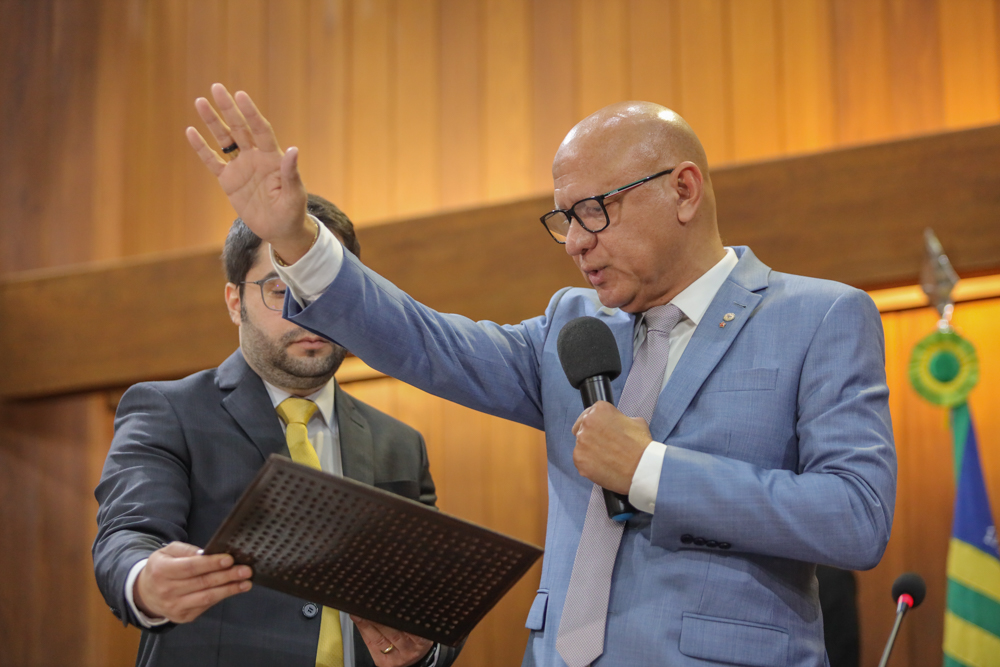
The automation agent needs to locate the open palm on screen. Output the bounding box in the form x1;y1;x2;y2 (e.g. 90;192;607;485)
186;84;311;258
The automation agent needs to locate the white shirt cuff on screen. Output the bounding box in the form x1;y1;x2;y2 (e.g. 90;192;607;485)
271;214;345;307
125;559;170;628
629;441;667;514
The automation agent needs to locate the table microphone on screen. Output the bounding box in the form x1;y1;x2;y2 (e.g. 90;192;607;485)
557;316;635;522
876;572;926;667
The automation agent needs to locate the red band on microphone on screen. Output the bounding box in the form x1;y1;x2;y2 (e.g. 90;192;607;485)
898;593;914;610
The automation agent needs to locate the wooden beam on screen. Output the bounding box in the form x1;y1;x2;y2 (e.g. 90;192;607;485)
714;123;1000;287
4;124;1000;399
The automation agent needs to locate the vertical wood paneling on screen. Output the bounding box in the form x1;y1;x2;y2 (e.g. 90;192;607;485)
394;0;441;216
348;0;393;222
778;0;836;153
484;0;533;201
224;0;269;94
303;0;350;209
939;0;1000;128
832;0;892;144
575;0;629;118
150;2;188;252
676;0;732;163
629;0;680;110
183;0;235;248
44;1;102;268
530;0;575;191
264;0;310;152
728;0;784;161
439;0;483;209
92;2;128;262
885;0;944;135
0;395;113;665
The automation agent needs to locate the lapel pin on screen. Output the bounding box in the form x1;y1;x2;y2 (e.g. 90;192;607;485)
723;313;735;321
719;322;726;328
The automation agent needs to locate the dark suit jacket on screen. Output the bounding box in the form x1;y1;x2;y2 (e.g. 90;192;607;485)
93;350;459;667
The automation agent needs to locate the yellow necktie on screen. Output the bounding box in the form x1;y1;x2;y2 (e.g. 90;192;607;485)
276;397;344;667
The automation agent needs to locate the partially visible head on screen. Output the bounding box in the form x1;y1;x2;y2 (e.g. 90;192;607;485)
223;193;360;286
551;101;723;313
223;194;360;395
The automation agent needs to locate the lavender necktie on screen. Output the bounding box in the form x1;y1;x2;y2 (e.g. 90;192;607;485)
556;303;683;667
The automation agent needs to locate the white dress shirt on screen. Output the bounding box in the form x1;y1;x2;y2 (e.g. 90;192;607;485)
274;219;737;515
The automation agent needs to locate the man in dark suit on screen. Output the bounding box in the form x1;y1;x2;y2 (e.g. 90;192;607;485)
93;195;459;667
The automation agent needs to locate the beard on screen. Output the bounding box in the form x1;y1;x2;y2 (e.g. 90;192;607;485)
240;310;347;392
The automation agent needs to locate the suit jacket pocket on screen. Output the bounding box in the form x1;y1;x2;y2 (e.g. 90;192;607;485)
374;479;420;500
525;590;549;631
700;367;778;393
679;612;788;667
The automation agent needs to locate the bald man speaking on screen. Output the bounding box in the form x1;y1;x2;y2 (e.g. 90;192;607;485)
188;85;896;667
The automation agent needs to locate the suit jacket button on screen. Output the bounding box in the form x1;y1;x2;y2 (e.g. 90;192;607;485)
706;540;718;548
302;603;320;619
680;534;694;544
693;537;706;546
718;542;732;550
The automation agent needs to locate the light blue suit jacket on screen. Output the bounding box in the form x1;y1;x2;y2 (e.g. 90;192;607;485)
286;246;896;667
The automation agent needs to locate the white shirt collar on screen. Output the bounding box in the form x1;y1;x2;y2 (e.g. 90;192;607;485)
666;247;738;325
262;376;337;427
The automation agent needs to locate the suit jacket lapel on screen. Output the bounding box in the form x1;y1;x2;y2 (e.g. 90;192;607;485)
335;382;375;485
218;350;288;462
647;247;769;440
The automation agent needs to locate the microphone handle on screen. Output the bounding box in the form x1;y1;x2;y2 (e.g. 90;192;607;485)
579;376;636;522
876;605;909;667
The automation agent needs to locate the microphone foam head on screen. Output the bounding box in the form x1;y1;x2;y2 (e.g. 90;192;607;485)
891;572;926;608
557;316;622;389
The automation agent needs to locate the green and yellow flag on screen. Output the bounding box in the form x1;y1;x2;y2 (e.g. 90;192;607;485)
910;330;1000;667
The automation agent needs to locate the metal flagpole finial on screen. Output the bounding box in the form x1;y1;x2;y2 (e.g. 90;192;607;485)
919;228;959;332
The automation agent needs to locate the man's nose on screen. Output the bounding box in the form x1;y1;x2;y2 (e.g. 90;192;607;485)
564;218;597;256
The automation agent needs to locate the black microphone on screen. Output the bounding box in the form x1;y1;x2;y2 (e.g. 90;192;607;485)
557;316;635;522
876;572;926;667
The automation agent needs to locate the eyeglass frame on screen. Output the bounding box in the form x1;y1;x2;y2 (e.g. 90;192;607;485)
539;168;676;244
240;275;287;311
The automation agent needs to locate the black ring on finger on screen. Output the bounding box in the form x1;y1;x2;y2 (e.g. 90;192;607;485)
221;142;240;154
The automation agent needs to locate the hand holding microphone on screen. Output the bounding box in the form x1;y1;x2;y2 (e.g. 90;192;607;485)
557;316;648;521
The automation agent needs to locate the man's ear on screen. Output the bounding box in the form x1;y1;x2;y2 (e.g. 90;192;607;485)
673;161;704;224
224;283;242;326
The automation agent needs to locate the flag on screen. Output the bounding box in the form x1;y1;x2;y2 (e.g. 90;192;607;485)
942;409;1000;667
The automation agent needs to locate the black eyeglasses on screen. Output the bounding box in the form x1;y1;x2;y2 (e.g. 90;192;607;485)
539;168;675;244
241;276;287;311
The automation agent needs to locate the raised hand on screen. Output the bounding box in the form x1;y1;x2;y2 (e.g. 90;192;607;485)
186;83;315;264
133;541;253;624
351;615;436;667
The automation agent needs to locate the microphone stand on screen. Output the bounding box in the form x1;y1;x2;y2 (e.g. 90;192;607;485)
877;595;913;667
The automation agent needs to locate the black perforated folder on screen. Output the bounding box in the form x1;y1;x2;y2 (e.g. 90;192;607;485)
204;454;543;646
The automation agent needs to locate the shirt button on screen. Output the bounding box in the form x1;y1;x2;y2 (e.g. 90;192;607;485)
706;540;718;548
719;542;732;550
680;534;694;544
693;537;706;546
302;603;320;619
